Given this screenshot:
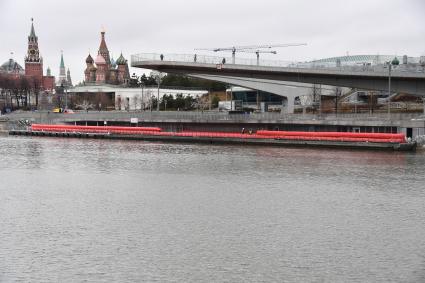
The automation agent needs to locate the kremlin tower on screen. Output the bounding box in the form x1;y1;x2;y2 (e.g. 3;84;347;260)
66;68;72;86
24;18;55;91
58;51;66;85
25;18;43;84
57;51;72;87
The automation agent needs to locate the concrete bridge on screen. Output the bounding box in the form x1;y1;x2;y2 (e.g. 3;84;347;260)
131;53;425;113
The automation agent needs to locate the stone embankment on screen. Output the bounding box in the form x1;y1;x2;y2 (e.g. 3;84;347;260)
0;117;9;135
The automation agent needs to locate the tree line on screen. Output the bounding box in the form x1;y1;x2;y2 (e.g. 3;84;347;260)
157;93;199;111
1;72;224;112
0;73;41;111
129;73;227;92
124;73;224;110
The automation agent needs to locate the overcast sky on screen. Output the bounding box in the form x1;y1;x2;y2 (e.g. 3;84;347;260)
1;0;424;83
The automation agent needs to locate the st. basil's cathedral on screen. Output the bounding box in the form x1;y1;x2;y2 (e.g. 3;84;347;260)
84;31;130;85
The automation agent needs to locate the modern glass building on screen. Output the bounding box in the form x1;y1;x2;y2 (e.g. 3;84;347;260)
226;87;283;107
309;55;422;67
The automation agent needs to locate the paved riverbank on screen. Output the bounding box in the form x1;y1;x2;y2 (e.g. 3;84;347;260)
5;111;425;138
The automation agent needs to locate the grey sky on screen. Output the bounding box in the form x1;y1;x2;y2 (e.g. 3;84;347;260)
1;0;424;83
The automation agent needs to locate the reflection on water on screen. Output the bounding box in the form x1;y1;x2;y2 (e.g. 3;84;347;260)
1;136;424;282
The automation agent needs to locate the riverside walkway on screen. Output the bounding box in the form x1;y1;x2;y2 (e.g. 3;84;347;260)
5;110;425;129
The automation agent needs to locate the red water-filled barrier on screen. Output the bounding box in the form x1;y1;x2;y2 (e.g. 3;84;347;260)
31;124;162;133
256;130;406;143
256;130;405;139
172;132;404;143
29;124;406;144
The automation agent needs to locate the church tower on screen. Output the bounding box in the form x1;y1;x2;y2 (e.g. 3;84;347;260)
25;18;43;84
116;53;130;84
98;31;111;65
85;54;94;82
95;54;107;83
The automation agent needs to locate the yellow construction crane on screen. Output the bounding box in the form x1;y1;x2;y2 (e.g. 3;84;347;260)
195;43;307;64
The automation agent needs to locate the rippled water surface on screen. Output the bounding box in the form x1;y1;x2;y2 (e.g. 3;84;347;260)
1;136;425;282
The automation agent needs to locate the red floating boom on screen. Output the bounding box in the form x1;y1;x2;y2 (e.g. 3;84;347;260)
29;125;407;144
31;124;162;133
256;130;406;143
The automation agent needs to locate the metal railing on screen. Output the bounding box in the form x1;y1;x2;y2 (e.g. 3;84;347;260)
131;53;425;74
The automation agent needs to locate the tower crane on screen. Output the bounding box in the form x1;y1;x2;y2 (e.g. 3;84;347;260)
195;43;307;64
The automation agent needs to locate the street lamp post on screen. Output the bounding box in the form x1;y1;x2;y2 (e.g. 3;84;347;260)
65;86;68;110
388;63;392;118
157;80;160;111
141;82;145;111
209;89;211;111
387;57;399;119
60;83;66;110
335;87;340;117
154;72;163;111
256;90;260;110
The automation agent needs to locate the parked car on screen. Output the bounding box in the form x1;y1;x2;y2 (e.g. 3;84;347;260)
64;109;75;114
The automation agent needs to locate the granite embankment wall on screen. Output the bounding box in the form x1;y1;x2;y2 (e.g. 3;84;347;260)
4;111;425;138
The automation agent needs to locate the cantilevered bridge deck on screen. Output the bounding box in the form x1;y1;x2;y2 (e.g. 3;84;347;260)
131;53;425;96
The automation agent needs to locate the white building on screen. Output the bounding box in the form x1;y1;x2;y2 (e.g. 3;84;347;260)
71;84;208;111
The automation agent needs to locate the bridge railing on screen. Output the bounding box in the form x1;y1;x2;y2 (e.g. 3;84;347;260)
131;53;295;68
131;53;425;74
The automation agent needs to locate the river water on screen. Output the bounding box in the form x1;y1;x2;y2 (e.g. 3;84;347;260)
0;136;424;282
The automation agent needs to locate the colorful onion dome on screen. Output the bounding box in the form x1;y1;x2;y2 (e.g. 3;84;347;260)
94;54;106;65
116;53;126;65
86;54;94;64
110;56;117;68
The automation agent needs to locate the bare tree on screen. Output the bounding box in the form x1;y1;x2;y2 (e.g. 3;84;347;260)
133;94;140;110
311;84;321;113
334;86;341;115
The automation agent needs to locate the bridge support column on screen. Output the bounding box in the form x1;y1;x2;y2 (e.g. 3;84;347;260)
285;96;295;114
189;74;308;114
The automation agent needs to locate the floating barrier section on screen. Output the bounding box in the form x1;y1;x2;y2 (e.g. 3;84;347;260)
30;124;162;135
256;130;406;143
29;125;406;144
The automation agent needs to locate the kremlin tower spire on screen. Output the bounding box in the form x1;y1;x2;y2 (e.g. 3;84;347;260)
58;50;67;86
26;18;41;63
23;18;56;94
57;51;72;87
25;18;43;83
29;19;37;41
66;68;73;86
